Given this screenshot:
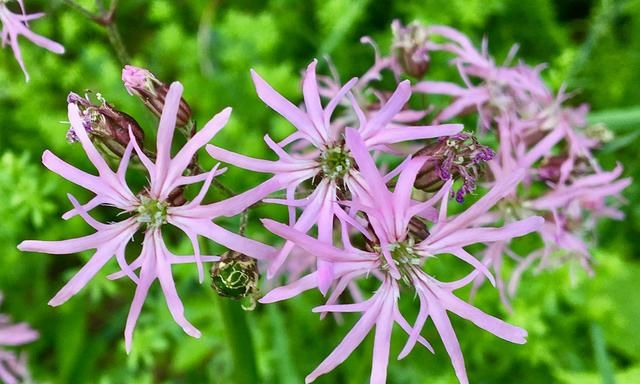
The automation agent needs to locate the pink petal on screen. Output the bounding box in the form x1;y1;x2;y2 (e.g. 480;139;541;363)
363;81;411;136
154;233;201;338
250;68;319;145
433;285;527;344
365;123;463;147
305;291;383;383
152;82;184;195
423;289;469;384
302;60;329;143
259;272;319;303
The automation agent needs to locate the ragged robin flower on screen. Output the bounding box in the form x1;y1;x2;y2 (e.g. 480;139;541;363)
18;82;275;352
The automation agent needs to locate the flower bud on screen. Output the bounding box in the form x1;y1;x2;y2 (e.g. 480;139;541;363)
211;251;259;310
391;20;430;78
408;217;430;242
66;92;144;160
414;133;495;202
122;65;193;129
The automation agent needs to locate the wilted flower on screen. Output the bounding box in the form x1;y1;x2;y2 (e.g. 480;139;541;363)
414;132;495;202
19;82;275;351
260;128;542;384
66;92;144;160
0;292;38;384
0;0;64;81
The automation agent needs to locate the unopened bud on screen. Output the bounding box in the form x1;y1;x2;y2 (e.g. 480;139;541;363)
414;133;495;203
391;20;430;78
67;92;144;159
408;217;430;242
122;65;193;129
211;251;259;311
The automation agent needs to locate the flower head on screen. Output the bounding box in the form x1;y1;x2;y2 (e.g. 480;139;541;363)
18;82;275;352
0;0;64;81
208;59;462;292
259;128;542;384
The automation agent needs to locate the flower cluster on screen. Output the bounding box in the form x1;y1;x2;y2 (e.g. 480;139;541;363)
387;22;630;306
0;292;38;384
0;0;64;81
16;18;629;384
204;53;538;381
19;68;276;352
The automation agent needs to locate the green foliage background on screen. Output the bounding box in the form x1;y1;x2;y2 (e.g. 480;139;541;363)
0;0;639;383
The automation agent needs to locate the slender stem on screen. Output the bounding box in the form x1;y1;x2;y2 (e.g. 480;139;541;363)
105;22;130;65
590;322;616;384
63;0;130;65
62;0;95;19
212;178;235;197
216;296;260;384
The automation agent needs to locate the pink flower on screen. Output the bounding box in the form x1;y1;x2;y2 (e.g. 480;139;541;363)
0;0;64;81
0;292;38;384
259;128;543;384
18;82;275;352
208;59;462;292
404;23;630;303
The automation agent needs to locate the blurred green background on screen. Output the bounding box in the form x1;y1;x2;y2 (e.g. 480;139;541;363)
0;0;639;383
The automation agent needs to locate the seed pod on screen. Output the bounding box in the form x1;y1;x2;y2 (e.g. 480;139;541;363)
211;251;259;310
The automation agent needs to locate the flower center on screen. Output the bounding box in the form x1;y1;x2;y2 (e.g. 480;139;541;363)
380;240;422;285
136;195;168;228
320;146;352;180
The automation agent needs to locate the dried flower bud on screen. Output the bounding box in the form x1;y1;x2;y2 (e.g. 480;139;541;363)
66;92;144;160
414;133;495;202
391;20;430;78
122;65;193;129
211;251;259;310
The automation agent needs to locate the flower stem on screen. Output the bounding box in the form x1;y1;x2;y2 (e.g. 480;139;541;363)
62;0;95;19
63;0;130;65
104;21;130;65
216;295;260;383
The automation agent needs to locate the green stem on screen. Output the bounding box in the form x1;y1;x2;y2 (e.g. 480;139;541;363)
63;0;130;65
203;238;260;383
62;0;95;19
590;322;616;384
105;21;130;65
216;295;260;383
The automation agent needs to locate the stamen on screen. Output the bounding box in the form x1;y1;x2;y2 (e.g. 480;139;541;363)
320;146;353;180
136;195;168;228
